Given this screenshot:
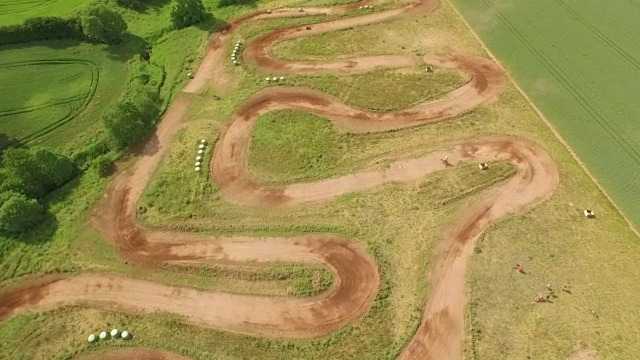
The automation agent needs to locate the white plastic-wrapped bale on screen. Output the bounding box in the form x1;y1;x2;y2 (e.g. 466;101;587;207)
195;167;201;172
195;162;201;166
121;330;131;339
110;329;119;337
199;144;205;149
99;331;108;340
196;156;202;161
233;61;239;65
88;334;97;343
272;77;278;81
198;149;204;154
200;139;206;144
279;77;284;81
265;77;270;81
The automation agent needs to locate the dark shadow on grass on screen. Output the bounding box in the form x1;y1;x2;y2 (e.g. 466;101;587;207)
105;33;150;62
140;0;172;13
0;39;83;53
195;13;231;34
0;134;22;153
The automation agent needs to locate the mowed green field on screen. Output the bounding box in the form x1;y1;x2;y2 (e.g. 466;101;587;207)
0;44;127;149
449;0;640;228
0;0;89;25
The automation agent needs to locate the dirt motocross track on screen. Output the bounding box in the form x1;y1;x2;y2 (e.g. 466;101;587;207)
0;0;559;359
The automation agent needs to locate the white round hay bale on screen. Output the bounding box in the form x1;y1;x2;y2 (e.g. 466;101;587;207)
110;329;119;337
88;334;97;343
198;149;204;154
279;77;284;81
195;162;201;166
195;167;201;172
233;61;239;65
199;144;205;149
265;77;270;81
121;330;130;339
271;77;278;81
99;331;108;340
196;156;202;161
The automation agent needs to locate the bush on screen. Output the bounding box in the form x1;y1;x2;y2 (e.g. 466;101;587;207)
0;17;84;46
1;147;77;199
91;154;114;177
80;5;128;44
102;98;158;149
0;191;45;233
171;0;207;29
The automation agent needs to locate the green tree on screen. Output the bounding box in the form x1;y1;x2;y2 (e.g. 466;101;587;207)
171;0;206;29
80;5;128;44
103;100;154;149
1;147;76;199
0;192;45;233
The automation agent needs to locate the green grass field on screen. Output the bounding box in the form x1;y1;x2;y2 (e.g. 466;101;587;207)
0;43;127;150
0;0;90;26
450;0;640;230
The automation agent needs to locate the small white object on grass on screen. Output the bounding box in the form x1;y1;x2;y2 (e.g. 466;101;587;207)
121;331;131;339
88;334;97;343
195;162;201;166
199;144;205;149
233;61;239;65
110;329;119;337
196;156;202;161
195;167;201;172
198;149;204;154
279;76;284;81
99;332;108;340
201;139;206;144
272;77;278;81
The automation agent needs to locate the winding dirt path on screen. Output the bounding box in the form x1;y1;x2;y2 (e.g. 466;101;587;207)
0;0;559;359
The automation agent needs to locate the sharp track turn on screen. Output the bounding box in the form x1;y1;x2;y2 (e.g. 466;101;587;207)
0;0;559;359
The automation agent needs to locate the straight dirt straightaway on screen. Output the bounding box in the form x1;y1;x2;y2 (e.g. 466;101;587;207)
0;0;559;359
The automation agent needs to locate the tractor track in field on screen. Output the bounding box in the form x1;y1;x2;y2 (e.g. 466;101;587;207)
1;0;559;359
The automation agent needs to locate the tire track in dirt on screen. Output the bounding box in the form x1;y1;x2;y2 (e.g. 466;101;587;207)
1;0;559;359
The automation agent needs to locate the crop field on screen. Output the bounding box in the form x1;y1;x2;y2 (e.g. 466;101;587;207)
0;0;90;26
0;44;127;150
450;0;640;229
2;0;640;360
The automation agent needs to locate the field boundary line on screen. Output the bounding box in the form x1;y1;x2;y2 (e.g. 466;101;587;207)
444;0;640;239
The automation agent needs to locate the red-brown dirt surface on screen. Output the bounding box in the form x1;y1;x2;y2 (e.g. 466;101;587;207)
0;0;560;359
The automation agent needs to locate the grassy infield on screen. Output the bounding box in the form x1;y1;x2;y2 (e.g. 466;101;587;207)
2;0;640;359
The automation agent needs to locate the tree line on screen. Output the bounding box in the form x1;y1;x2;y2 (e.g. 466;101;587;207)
0;0;212;46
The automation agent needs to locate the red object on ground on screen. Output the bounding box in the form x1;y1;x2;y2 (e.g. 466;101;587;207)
517;265;524;272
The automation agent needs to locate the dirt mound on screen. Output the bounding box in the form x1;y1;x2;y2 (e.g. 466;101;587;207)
0;0;560;359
